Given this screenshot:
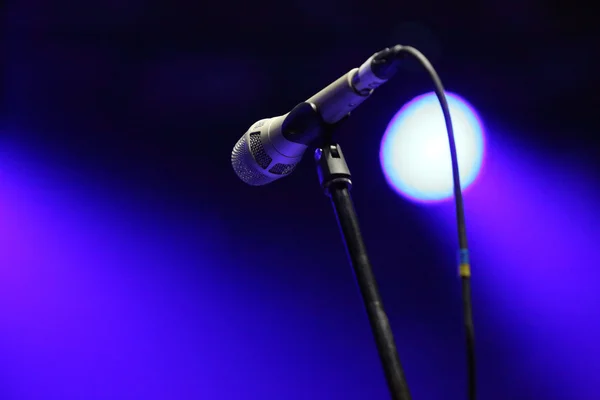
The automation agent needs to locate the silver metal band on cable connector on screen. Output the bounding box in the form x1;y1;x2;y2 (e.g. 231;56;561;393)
352;55;389;94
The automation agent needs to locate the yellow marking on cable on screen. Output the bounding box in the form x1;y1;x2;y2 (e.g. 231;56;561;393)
459;263;471;278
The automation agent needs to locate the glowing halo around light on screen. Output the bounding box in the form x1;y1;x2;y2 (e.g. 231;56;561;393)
380;92;485;203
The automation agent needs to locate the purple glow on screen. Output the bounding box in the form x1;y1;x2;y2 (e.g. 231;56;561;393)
0;157;239;398
428;133;600;399
0;150;402;399
4;135;591;398
380;92;485;204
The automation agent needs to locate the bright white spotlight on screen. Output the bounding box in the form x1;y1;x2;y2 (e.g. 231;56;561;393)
380;92;485;203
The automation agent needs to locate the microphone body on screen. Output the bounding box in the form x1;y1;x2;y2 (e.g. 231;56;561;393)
232;47;402;186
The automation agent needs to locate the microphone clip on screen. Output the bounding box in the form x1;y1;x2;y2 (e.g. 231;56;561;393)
314;143;352;194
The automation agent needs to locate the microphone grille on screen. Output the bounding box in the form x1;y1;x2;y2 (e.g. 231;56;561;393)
231;135;277;186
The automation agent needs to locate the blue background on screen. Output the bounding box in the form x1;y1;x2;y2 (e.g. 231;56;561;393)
1;2;599;399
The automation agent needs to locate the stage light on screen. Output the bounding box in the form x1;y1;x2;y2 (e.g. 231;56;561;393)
380;92;485;203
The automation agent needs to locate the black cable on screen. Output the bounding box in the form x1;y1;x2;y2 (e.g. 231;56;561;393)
393;45;477;400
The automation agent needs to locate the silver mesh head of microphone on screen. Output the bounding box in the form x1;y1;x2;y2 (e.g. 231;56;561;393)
231;118;303;186
231;134;279;186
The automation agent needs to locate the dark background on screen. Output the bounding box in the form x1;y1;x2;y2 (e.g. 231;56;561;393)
1;1;599;399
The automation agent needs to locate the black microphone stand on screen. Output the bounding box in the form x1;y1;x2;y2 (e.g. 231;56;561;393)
315;142;412;400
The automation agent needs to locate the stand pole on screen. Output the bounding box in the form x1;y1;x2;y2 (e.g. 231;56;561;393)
315;143;412;400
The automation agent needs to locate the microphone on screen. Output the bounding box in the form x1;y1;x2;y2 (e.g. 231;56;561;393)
231;45;404;186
